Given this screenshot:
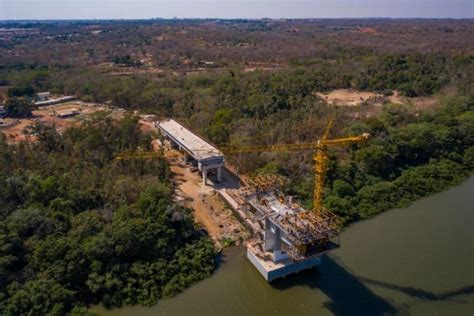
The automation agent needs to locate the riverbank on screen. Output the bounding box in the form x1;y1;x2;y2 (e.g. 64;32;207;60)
94;177;474;315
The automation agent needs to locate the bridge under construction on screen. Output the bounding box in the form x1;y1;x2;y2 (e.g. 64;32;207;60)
234;175;340;281
156;118;368;281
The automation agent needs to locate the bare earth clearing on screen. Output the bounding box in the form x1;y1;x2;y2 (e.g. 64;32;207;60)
164;149;249;248
316;89;386;106
316;89;440;109
316;89;441;120
0;101;122;142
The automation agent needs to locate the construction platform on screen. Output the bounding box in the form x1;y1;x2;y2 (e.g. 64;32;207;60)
246;240;326;281
217;173;341;282
156;119;224;184
247;247;321;282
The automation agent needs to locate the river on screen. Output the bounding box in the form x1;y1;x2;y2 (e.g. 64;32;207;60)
95;177;474;315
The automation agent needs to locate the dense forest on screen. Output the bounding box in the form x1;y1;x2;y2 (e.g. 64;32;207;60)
0;115;215;315
309;98;473;222
1;53;473;224
0;19;473;314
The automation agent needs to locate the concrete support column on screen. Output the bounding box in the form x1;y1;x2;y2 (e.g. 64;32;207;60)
202;168;208;185
217;166;222;182
273;226;286;262
274;226;281;251
264;219;275;252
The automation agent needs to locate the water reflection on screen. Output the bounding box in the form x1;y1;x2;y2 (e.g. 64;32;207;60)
358;276;474;303
95;177;474;316
272;255;400;315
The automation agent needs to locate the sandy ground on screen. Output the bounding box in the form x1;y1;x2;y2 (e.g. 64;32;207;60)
388;91;441;111
138;116;158;134
316;89;385;106
243;62;286;73
315;89;440;119
357;27;382;35
317;89;440;109
164;149;249;248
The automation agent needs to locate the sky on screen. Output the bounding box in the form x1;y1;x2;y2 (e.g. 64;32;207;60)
1;0;473;20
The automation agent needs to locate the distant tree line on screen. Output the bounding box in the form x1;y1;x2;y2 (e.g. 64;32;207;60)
2;53;472;224
110;55;142;67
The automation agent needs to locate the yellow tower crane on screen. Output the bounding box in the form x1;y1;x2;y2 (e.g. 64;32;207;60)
224;118;369;213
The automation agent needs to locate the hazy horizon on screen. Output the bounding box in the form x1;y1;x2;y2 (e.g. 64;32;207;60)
1;0;473;20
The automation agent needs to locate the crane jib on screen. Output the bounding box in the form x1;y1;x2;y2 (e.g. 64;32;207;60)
223;119;370;213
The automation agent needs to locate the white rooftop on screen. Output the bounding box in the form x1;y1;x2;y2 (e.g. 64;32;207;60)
157;119;223;162
34;95;76;106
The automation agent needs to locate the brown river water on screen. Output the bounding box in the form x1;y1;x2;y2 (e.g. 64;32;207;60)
95;177;474;315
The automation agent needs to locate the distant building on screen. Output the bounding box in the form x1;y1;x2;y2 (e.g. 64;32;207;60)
54;108;80;119
36;92;51;101
35;95;76;107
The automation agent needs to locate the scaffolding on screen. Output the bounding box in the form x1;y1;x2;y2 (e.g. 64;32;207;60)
236;174;339;259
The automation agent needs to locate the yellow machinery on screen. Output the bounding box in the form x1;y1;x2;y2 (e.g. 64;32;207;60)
225;118;369;213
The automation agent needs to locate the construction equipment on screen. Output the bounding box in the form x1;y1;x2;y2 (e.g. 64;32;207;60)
224;118;369;213
244;174;285;193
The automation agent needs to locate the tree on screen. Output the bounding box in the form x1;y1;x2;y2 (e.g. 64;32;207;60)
456;111;474;147
0;115;215;314
331;179;354;197
7;85;35;98
5;279;74;316
355;145;395;179
463;147;474;170
23;122;63;153
4;97;33;118
206;108;234;145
